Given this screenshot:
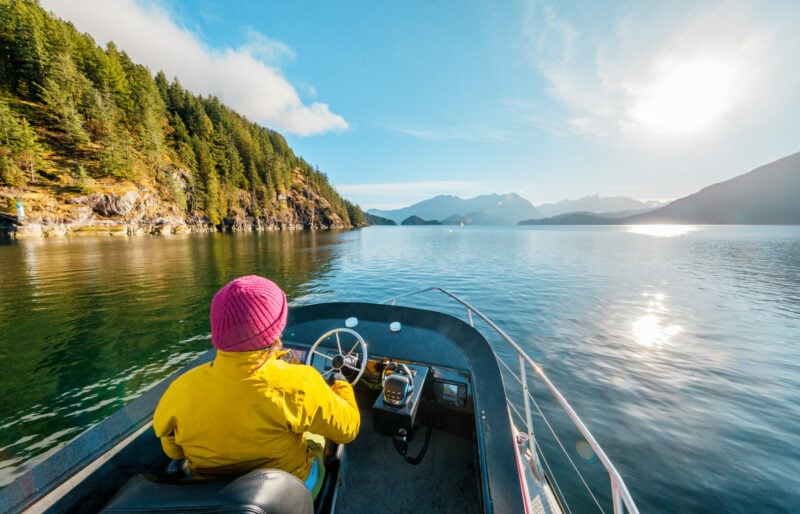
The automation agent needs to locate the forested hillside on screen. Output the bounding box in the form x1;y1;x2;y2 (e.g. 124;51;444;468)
0;0;364;237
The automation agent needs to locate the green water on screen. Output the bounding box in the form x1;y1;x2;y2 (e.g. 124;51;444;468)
0;231;347;483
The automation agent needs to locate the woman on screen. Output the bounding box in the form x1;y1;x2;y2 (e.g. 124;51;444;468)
153;275;360;499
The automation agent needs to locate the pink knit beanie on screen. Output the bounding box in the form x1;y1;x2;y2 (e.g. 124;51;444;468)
210;275;288;352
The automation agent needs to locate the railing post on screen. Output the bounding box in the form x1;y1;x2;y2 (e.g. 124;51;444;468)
613;482;623;514
519;354;541;479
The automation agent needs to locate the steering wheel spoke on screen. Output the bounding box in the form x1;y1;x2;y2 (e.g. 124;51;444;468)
343;363;360;373
305;327;368;385
335;332;343;354
312;351;333;362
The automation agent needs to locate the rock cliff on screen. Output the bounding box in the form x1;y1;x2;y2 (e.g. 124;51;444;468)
1;171;349;240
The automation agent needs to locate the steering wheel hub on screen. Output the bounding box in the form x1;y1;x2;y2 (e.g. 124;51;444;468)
305;327;368;385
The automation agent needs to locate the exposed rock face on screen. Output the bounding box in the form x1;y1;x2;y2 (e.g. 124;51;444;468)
1;161;358;240
70;191;140;217
2;185;351;239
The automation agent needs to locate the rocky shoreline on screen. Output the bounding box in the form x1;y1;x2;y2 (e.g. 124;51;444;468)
2;217;323;240
1;188;350;241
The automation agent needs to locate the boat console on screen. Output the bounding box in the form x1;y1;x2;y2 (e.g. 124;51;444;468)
373;364;429;434
296;329;469;467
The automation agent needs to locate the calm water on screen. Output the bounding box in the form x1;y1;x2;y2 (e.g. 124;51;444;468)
1;226;799;513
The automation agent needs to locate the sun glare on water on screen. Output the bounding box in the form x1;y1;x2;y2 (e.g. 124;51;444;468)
630;292;684;348
632;314;683;347
631;57;739;134
627;225;698;237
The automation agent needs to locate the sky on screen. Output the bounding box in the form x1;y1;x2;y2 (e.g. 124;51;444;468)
39;0;800;210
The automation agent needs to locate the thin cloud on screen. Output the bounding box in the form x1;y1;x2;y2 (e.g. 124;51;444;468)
241;29;296;65
501;99;570;137
374;119;510;143
39;0;347;136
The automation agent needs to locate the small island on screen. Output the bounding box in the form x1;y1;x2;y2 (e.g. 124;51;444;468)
401;215;442;226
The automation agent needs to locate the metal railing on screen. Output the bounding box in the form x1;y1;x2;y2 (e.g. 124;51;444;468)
386;287;639;514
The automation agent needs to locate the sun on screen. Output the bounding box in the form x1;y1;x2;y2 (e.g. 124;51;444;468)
630;56;739;134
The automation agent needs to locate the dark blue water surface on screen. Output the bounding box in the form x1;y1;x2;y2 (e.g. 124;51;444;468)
1;226;799;513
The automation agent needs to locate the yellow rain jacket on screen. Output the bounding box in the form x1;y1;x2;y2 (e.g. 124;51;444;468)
153;349;360;481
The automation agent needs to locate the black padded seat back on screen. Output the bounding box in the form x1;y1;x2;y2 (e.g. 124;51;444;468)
100;468;313;514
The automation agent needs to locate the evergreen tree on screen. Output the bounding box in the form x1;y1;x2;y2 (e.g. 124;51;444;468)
0;97;14;147
103;42;133;116
345;200;366;226
3;0;48;100
192;136;221;224
39;52;90;149
0;98;24;186
154;71;169;104
126;63;165;168
16;117;39;182
0;96;39;185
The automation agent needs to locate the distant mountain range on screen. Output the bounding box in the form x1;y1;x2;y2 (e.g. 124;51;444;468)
368;192;664;226
521;151;800;225
367;151;800;226
536;195;665;218
368;193;545;225
519;212;619;225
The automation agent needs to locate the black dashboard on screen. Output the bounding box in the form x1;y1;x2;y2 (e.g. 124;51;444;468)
283;340;473;414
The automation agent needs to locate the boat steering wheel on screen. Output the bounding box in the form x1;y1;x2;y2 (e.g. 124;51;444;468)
305;328;368;385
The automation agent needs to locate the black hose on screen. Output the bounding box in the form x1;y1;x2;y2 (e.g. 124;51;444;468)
404;404;435;465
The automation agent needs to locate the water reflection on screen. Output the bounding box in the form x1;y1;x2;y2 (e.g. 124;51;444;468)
630;291;683;347
627;224;699;237
632;314;683;347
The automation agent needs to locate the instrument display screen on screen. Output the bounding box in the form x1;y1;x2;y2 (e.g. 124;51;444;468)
434;379;467;407
442;383;459;399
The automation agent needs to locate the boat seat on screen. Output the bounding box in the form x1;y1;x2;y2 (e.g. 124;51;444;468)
99;468;313;514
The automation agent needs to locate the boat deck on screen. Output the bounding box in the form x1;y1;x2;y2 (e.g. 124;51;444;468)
339;403;480;513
